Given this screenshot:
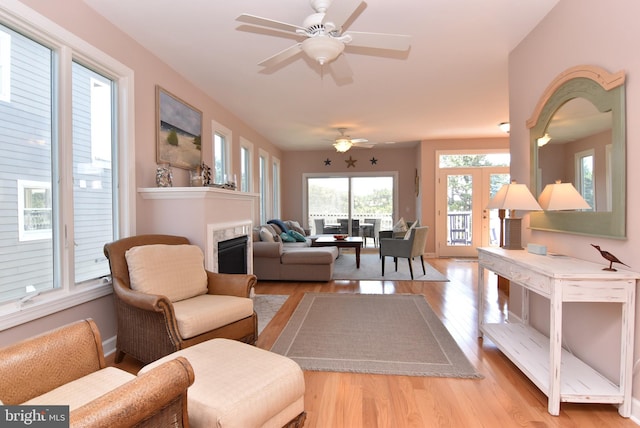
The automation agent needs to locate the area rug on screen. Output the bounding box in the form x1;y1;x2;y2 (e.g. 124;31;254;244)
253;294;288;335
271;293;481;378
333;251;448;281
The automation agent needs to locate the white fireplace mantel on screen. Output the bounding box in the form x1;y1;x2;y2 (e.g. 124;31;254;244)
137;187;260;273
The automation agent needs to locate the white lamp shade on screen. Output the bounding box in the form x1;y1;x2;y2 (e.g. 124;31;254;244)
301;36;344;65
333;139;352;152
538;181;591;210
486;182;542;211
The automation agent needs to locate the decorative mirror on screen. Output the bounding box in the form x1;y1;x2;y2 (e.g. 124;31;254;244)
528;65;626;238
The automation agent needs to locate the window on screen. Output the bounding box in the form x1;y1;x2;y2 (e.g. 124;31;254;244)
18;180;52;242
0;4;134;327
272;157;281;219
212;120;231;185
575;149;595;210
258;150;268;224
240;138;252;193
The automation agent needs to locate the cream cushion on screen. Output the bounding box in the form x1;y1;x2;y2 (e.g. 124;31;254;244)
126;244;207;302
172;294;254;339
259;226;276;242
140;338;305;428
24;367;135;410
392;217;408;234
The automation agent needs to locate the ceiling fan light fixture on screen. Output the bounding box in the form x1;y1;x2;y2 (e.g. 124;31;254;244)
301;36;344;65
333;138;352;152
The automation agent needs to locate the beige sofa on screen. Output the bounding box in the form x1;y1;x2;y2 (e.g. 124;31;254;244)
253;222;338;281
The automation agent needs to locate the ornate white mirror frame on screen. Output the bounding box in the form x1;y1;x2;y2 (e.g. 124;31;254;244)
527;65;626;238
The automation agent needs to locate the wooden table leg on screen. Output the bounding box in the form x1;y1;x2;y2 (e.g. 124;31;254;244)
355;245;361;268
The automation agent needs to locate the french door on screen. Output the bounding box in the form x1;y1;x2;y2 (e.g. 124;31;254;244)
436;167;509;257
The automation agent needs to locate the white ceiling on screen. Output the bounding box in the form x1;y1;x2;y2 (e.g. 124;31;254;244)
82;0;560;151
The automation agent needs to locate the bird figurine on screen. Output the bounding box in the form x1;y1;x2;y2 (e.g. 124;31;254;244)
591;244;630;271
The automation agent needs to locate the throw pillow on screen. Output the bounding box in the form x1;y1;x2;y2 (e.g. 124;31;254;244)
287;229;307;242
404;220;419;239
259;226;275;242
285;220;306;236
126;244;207;302
280;232;296;242
393;217;408;233
267;219;289;234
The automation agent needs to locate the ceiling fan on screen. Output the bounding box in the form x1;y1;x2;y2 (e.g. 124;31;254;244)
236;0;411;79
332;128;373;152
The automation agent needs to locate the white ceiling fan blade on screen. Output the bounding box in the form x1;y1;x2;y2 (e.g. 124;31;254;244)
258;43;302;68
322;0;363;30
353;142;375;148
351;138;368;143
344;31;411;51
236;13;305;34
328;53;353;81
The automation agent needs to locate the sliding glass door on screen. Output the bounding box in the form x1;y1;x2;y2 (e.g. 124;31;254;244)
305;174;396;236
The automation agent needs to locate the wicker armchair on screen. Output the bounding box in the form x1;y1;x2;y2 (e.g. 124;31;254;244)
0;319;194;428
104;234;258;364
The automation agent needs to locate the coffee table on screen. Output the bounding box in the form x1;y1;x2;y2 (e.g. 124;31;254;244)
311;236;364;268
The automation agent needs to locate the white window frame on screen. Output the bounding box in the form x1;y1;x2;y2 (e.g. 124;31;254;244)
272;157;281;219
240;137;253;193
0;1;135;329
212;120;232;185
575;148;595;210
258;149;269;224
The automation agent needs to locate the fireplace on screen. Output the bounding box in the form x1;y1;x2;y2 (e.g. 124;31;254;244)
206;220;253;273
218;235;248;274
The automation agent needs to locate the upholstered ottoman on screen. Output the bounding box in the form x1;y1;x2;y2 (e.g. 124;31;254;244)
139;338;305;428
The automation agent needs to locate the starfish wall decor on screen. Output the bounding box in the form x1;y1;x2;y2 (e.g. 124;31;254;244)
345;156;357;168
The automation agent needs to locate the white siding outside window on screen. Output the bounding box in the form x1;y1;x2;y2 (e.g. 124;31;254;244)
0;28;9;102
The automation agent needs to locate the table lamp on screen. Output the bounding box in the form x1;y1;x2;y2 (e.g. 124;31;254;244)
537;180;591;210
487;181;542;250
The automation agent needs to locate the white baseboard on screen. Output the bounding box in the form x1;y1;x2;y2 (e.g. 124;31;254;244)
102;335;117;358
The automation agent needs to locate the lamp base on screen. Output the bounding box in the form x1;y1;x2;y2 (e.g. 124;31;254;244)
503;218;524;250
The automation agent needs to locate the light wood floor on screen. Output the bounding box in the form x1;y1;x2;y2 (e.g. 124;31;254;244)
112;257;638;428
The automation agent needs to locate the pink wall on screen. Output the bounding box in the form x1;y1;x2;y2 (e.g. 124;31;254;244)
281;145;419;225
510;0;640;392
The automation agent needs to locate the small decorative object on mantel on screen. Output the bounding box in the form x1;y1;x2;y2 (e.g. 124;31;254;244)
200;162;211;185
345;156;357;168
155;163;173;187
190;166;204;187
591;244;630;271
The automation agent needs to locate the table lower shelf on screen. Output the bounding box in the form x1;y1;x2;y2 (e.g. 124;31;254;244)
481;322;622;404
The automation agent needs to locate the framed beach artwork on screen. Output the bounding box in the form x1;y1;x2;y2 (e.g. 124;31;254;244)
156;86;202;169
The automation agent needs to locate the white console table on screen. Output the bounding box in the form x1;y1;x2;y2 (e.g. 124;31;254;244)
477;247;639;417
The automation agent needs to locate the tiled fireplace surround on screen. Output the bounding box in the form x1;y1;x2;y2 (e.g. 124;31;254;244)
138;187;260;274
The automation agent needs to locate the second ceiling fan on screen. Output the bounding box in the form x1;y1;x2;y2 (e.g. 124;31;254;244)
332;128;373;152
236;0;412;80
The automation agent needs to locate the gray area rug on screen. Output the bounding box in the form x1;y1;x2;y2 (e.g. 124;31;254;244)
254;294;288;335
271;293;481;378
333;251;448;281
